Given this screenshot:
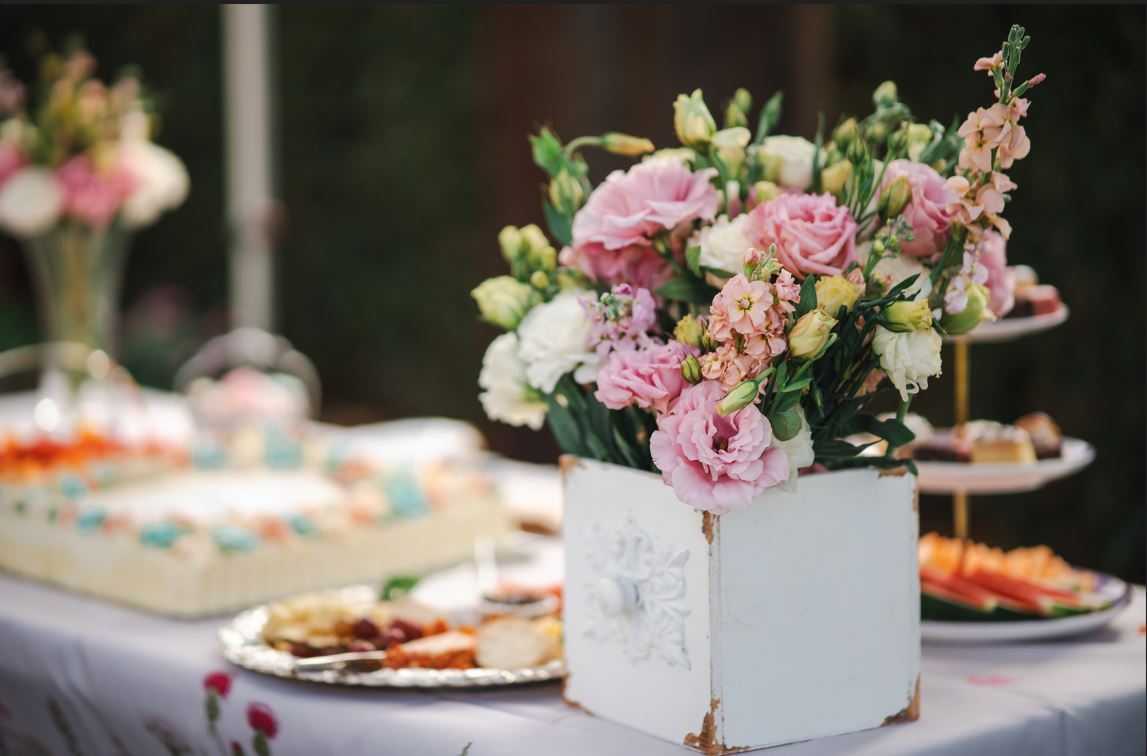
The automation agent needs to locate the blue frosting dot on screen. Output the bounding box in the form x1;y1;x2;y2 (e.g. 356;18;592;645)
287;514;317;536
140;521;184;549
59;475;88;500
91;464;117;488
264;429;303;469
384;470;428;519
191;441;228;470
76;507;107;532
212;525;259;553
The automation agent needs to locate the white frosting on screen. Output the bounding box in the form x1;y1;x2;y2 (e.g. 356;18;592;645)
82;469;346;521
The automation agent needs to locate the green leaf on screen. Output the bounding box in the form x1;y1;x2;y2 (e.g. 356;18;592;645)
843;413;916;447
685;244;702;276
781;377;812;393
380;575;420;601
542;200;573;246
544;393;585;456
795;275;818;316
529;128;565;177
656;273;717;305
754;91;783;145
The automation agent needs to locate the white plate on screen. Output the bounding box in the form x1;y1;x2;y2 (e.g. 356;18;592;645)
945;305;1068;344
917;437;1095;495
219;584;564;688
922;573;1132;643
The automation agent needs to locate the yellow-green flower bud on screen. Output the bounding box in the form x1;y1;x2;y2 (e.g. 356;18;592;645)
865;121;888;146
556;269;588;290
940;284;995;335
873;80;898;108
472;276;538;330
887;123;910;155
673;89;717;147
712;126;751;176
650;147;696;164
879;175;913;219
833;117;859;151
497;226;523;266
680;354;702;385
906;123;933;160
770;407;802;442
815;275;861;316
732;88;753;115
846;136;868;164
674;314;705;349
529;270;550;290
788;308;837;359
820;160;853;197
519;224;556;270
716;377;762;417
883;299;933;333
601;132;655;157
548;169;584;216
724;101;748;129
753;180;781;205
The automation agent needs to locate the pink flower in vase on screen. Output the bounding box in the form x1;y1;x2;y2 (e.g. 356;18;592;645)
595;340;697;415
246;702;278;739
650;381;789;513
56;153;137;229
880;160;957;258
977;230;1015;317
0;143;25;188
203;671;232;698
560;242;676;293
744;193;857;278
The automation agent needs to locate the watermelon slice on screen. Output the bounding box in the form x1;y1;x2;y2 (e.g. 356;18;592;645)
924;568;1040;620
965;569;1085;616
921;580;997;621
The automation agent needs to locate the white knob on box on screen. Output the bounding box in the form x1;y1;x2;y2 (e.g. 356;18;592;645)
595;577;638;616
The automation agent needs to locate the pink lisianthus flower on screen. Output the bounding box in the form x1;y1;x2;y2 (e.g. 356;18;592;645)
56;154;136;228
0;143;25;187
881;160;957;257
560;242;675;292
595;340;697;415
977;231;1015;317
650;381;789;513
744;193;857;279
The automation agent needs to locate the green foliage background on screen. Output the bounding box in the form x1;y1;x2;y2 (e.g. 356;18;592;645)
0;5;1142;581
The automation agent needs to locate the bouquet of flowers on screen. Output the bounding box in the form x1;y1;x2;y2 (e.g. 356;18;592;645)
0;43;188;238
474;26;1043;513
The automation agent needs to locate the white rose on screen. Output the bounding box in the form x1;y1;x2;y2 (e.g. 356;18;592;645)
696;213;752;276
0;167;63;237
478;333;547;430
859;246;930;301
761;135;815;190
773;407;815;493
516;291;601;393
872;326;943;401
119;142;189;229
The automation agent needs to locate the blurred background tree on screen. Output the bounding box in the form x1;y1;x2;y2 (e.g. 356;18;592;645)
0;5;1142;580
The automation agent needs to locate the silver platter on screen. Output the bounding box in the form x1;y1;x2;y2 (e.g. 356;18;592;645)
218;585;565;688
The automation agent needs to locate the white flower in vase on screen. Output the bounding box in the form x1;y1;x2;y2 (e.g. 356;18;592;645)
760;135;816;190
478;332;547;430
696;213;752;278
0;167;63;237
871;326;943;401
119;141;190;229
517;290;600;393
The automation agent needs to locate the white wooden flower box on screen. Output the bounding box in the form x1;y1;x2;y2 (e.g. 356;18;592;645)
561;457;920;754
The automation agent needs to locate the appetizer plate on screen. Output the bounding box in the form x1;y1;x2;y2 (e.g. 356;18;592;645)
219;585;564;688
917;437;1095;495
922;573;1132;643
945;304;1068;344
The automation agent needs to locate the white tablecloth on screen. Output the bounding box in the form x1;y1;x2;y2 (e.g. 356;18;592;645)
0;563;1143;756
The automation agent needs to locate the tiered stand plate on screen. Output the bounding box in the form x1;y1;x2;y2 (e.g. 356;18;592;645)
943;305;1069;344
917;437;1095;495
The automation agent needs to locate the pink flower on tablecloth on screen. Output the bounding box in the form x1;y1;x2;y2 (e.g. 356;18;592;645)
967;674;1013;686
595;340;697;415
743;192;857;279
880;160;957;258
203;670;233;698
650;381;789;513
232;741;247;756
56;153;137;229
247;702;278;739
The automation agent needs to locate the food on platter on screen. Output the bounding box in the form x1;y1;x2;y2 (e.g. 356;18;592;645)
1003;265;1062;319
919;533;1110;622
910;414;1063;464
0;428;510;617
479;583;563;620
262;593;562;671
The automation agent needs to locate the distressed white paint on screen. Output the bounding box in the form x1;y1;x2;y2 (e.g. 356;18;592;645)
563;459;919;754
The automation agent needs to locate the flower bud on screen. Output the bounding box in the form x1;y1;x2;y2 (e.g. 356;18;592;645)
769;407;802;442
815;275;861;316
883;299;933;332
497;226;523;266
519;224;556;270
732;88;753;115
753;180;781;205
873;80;898;108
846;136;868;165
865;121;888;146
880;175;912;219
712;126;751;176
820;160;852;197
716;377;762;417
940;284;994;335
651;147;696;164
471;276;539;330
887;123;910;155
833;117;859;151
601;132;654;157
788;308;837;359
673;314;705;349
680;354;702;385
548;169;584;216
529;270;550;290
725;102;748;129
673;89;717;147
906;123;933;160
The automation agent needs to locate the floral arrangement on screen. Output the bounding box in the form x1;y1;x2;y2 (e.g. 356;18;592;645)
474;26;1043;513
0;43;188;239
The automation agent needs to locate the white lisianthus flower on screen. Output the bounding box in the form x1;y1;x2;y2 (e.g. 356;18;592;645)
760;135;815;190
0;167;63;237
772;408;815;493
517;290;601;393
872;326;943;401
696;213;752;277
478;333;547;430
859;244;930;301
119;141;190;229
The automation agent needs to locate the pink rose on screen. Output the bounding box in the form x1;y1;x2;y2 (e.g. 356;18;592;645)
56;154;137;228
745;193;857;279
0;143;25;188
881;160;957;257
977;230;1015;317
559;242;675;293
595;341;696;415
650;381;789;514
